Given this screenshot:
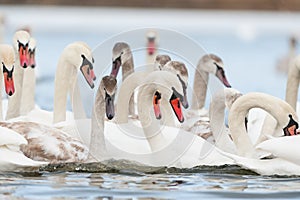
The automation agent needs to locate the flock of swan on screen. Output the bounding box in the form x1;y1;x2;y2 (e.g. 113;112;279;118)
0;29;300;176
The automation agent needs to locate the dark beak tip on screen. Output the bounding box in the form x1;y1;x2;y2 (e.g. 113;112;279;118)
90;84;95;89
156;114;162;120
8;91;13;96
183;103;189;109
107;114;114;120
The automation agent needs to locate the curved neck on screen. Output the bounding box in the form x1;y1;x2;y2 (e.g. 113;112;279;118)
71;78;87;120
209;92;235;153
137;71;180;152
6;52;23;120
53;58;76;123
229;92;297;157
20;67;35;115
122;55;134;81
89;90;106;161
191;64;209;110
116;71;149;123
285;61;300;110
138;83;167;152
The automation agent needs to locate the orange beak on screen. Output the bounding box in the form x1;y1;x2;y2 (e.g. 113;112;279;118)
288;125;297;136
169;93;184;123
283;114;299;136
3;71;15;96
18;44;29;68
153;91;162;120
147;38;156;56
80;55;96;89
29;49;36;68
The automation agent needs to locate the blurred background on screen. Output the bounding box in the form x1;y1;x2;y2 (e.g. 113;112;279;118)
0;0;299;110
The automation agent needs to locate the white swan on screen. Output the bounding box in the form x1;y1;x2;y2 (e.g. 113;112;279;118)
0;43;89;163
2;42;96;156
95;73;234;167
0;44;47;171
191;54;231;112
219;92;300;175
6;30;30;120
115;59;189;127
184;54;231;139
53;41;96;124
14;42;96;130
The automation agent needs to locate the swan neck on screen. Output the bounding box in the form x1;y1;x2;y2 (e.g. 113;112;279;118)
116;71;151;123
285;62;300;110
122;55;134;81
138;83;168;152
53;59;75;123
229;93;296;157
192;66;209;110
209;94;231;151
20;68;35;115
6;53;23;120
89;90;106;160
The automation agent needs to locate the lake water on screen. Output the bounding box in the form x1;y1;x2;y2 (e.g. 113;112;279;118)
0;5;300;199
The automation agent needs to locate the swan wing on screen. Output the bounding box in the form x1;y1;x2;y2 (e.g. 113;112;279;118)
256;135;300;166
218;149;300;176
0;127;27;146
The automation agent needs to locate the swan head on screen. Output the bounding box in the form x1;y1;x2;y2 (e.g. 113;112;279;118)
153;91;162;120
154;54;171;70
28;38;36;68
224;88;243;109
150;71;185;123
146;30;157;56
13;30;30;68
64;42;96;89
0;44;15;96
163;61;189;109
199;54;231;88
100;75;117;120
111;42;132;77
283;114;299;136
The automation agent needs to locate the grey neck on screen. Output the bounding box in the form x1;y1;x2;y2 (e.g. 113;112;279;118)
89;89;106;161
191;67;209;110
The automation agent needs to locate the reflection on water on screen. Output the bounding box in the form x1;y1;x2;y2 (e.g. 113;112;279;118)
0;161;300;199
